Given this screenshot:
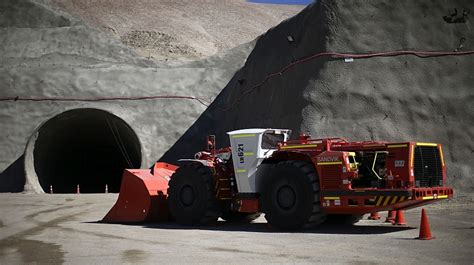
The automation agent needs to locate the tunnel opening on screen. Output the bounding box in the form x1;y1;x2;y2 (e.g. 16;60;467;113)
33;109;141;193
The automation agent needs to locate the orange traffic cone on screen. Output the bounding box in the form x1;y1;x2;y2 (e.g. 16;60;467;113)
385;210;396;223
368;212;381;220
394;210;407;225
50;185;53;194
417;208;435;240
76;184;80;194
105;184;108;194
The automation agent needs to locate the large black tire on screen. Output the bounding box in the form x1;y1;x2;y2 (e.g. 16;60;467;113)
260;160;326;230
167;163;221;225
324;214;363;226
221;211;261;223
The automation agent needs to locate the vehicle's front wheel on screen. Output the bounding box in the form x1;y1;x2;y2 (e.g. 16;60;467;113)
167;163;221;225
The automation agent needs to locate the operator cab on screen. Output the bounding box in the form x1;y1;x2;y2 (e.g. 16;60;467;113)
227;128;291;193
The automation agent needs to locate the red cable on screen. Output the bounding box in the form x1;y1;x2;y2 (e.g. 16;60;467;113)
219;50;474;111
1;50;472;110
0;95;211;107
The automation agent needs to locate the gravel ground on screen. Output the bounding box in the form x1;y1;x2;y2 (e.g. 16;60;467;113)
0;194;472;264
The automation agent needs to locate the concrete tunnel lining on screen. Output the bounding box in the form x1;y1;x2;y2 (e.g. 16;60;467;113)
25;108;142;193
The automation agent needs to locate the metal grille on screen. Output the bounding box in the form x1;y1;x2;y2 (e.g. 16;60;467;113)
414;146;443;187
321;167;341;189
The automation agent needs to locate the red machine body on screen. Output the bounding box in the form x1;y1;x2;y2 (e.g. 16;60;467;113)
270;137;452;215
187;134;452;219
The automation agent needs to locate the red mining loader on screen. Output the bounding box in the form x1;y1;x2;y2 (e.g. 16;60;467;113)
104;128;453;229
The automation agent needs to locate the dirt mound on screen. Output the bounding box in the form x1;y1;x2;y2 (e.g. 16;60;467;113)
160;0;474;196
121;30;201;60
45;0;304;61
0;0;72;28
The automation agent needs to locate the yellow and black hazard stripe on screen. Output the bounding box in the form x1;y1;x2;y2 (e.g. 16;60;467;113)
375;196;408;206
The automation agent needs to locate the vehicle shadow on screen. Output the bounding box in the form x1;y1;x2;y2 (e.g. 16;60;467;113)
87;220;415;235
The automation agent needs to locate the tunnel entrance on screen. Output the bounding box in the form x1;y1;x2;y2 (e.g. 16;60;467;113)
33;109;141;193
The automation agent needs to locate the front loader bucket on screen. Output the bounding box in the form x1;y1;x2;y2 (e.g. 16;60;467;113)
102;162;178;223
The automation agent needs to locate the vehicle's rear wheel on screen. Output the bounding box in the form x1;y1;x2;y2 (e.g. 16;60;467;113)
260;160;326;229
221;211;261;223
167;163;221;225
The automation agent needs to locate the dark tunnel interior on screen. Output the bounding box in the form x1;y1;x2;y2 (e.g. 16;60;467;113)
34;109;141;193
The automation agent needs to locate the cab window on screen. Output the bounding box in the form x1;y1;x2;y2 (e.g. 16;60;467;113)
261;133;284;149
348;153;358;170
